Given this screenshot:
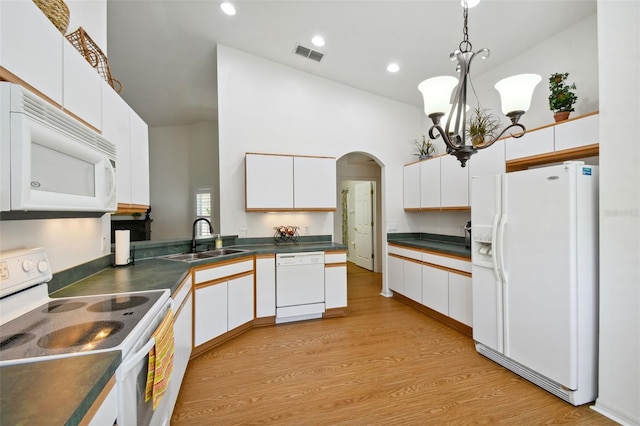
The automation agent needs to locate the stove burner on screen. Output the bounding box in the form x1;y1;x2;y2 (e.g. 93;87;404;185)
37;321;124;349
86;296;149;313
42;301;88;314
0;333;36;351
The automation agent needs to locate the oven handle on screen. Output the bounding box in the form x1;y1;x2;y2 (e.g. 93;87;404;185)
118;337;156;378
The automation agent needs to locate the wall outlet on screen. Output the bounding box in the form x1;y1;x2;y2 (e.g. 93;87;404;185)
239;227;249;237
387;223;398;232
303;225;310;235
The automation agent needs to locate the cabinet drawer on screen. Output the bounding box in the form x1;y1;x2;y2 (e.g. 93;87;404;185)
194;259;253;284
325;251;347;264
388;245;422;261
422;252;471;273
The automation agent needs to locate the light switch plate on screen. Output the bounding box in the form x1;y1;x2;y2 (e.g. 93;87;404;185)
387;223;398;232
239;227;249;237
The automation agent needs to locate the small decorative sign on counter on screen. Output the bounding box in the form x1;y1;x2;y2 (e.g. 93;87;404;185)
273;226;300;244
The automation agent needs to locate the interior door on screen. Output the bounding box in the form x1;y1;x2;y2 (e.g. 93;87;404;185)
502;165;578;389
354;181;373;271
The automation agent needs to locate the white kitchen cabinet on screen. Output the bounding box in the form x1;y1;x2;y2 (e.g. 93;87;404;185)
228;274;254;330
0;0;63;106
86;378;117;426
255;255;276;318
468;140;505;201
325;251;347;309
294;156;336;209
421;264;449;315
403;259;422;303
403;161;421;209
101;82;150;209
245;154;293;209
419;157;441;208
62;41;102;130
505;126;554;160
440;154;469;208
388;254;404;294
245;153;336;211
194;281;227;346
448;272;472;327
554;113;599;151
129;109;150;207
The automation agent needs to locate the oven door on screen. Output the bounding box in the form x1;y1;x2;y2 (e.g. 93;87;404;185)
116;301;172;426
6;111;117;212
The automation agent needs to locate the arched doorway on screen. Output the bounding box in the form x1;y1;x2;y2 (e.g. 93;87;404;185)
335;152;382;273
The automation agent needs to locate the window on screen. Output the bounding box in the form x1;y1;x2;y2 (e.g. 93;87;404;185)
195;188;212;237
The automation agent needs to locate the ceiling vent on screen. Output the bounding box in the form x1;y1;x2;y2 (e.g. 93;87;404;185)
294;44;324;62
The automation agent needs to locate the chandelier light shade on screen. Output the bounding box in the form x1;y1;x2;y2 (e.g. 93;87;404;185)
418;0;540;167
494;74;542;116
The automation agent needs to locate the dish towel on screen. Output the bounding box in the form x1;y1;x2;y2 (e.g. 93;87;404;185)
145;308;175;409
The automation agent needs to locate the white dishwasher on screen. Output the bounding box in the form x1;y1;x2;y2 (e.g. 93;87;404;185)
276;251;325;323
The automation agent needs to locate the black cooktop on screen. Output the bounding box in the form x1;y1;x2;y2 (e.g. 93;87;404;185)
0;290;165;363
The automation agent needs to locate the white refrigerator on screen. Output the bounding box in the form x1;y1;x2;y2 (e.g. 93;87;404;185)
471;162;599;405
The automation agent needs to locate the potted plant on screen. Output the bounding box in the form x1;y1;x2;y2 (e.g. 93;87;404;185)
548;72;577;122
467;106;501;147
413;135;436;160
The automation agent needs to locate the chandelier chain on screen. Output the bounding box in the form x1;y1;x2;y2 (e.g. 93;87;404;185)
459;0;472;53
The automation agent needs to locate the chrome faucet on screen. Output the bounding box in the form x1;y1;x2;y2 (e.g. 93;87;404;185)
192;218;213;253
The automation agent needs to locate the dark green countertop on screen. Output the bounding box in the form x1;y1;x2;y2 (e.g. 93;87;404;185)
387;233;471;259
0;351;121;426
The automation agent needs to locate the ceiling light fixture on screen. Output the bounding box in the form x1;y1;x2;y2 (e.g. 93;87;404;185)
418;0;541;167
387;63;400;73
311;36;325;47
220;2;236;16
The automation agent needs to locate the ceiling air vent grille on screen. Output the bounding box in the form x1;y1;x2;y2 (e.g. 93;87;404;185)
294;44;324;62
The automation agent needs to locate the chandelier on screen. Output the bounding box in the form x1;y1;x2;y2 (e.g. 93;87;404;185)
418;0;541;167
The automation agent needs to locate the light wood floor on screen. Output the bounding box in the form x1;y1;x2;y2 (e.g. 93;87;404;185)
171;263;615;425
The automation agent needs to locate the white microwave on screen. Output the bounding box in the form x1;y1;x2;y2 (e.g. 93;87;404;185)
0;83;117;216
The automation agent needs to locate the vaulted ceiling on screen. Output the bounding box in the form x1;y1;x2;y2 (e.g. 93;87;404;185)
106;0;597;127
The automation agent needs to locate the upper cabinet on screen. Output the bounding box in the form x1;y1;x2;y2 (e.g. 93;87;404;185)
403;155;468;211
62;40;103;130
0;1;63;105
245;153;336;211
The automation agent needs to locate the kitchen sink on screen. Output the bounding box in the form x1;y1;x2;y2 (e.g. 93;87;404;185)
161;248;248;262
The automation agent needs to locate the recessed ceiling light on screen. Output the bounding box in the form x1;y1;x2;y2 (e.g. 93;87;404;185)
461;0;480;8
311;36;325;47
221;2;236;15
387;63;400;73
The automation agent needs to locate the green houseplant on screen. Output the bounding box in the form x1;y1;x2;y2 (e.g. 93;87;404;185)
548;72;577;121
413;135;436;160
467;106;501;147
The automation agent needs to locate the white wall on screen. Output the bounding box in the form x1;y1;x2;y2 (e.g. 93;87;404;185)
593;1;640;424
217;44;422;239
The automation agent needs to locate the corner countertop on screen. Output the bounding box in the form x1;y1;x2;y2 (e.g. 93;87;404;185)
0;351;121;426
387;233;471;259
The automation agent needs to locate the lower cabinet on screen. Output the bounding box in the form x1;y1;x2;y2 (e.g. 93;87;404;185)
192;258;254;353
169;275;193;414
86;376;117;425
255;254;276;319
325;251;347;310
388;244;472;332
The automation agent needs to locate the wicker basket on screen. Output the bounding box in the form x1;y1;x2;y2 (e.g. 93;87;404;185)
33;0;70;34
66;27;122;93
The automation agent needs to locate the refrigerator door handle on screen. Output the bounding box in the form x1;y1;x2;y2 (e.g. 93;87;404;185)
491;213;501;282
497;213;508;284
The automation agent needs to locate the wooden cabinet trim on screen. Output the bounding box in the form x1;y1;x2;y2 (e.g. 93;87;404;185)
191;256;254;273
393;292;472;337
78;375;116;426
246;152;336;160
505;143;599;173
325;262;347;268
194;270;254;289
389;250;471;275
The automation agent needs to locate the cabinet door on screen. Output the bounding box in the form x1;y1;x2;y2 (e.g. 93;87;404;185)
403;259;422;303
469;140;505;178
294;156;336;209
422;264;448;315
0;1;63;105
403;162;421;209
440;155;469;207
388;255;404;294
554;114;599;151
256;256;276;317
245;154;293;209
448;272;472;326
505;126;554;160
228;274;254;330
194;282;227;346
63;41;102;130
129;109;150;206
420;158;441;208
101;83;132;205
170;292;192;412
325;265;347;308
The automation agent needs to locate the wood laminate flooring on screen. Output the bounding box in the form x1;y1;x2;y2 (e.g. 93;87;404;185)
171;263;614;425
